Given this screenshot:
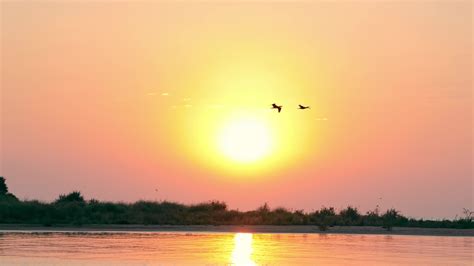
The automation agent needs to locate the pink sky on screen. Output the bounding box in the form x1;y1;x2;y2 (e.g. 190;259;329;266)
1;1;472;219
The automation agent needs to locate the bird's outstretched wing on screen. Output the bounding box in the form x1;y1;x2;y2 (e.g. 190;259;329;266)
271;103;282;113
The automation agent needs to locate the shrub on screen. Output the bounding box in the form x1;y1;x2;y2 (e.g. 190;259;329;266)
55;191;85;204
382;209;400;231
340;206;361;225
0;177;8;195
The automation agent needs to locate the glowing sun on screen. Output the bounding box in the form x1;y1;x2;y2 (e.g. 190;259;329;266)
217;117;273;163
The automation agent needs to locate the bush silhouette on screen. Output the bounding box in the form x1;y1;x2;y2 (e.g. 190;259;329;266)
55;191;85;204
340;206;361;225
0;181;471;229
310;207;337;230
0;177;8;195
0;177;19;202
382;209;400;231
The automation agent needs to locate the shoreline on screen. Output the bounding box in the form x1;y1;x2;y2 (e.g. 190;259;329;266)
0;225;472;237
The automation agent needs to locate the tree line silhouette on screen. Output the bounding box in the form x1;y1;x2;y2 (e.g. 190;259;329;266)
0;177;472;229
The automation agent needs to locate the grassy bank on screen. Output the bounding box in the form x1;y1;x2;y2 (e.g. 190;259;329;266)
1;225;473;236
0;178;472;230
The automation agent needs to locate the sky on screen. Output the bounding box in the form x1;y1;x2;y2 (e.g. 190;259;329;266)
1;1;472;219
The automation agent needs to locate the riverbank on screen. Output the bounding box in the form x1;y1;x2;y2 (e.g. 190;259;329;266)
0;225;472;236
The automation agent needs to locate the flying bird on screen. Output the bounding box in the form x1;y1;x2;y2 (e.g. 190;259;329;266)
271;103;282;113
298;104;310;110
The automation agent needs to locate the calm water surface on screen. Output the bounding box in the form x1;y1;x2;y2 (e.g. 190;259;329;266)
0;231;472;265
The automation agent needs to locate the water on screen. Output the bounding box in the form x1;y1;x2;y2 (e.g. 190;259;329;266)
0;231;472;265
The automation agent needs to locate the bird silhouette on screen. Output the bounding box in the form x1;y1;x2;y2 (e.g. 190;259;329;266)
298;104;310;110
272;103;282;113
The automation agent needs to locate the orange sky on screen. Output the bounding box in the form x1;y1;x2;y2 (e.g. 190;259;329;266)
1;1;472;218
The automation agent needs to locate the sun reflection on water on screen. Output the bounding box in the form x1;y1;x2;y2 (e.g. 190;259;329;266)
231;233;256;266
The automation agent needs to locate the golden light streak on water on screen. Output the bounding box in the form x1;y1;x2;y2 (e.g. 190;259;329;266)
230;233;256;266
